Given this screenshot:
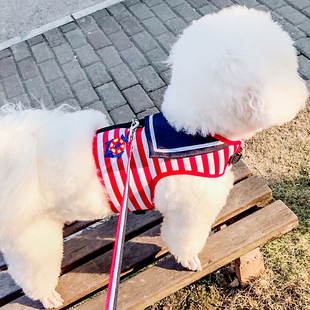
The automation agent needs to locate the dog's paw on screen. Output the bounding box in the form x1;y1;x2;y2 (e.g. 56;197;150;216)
40;291;64;309
180;255;202;271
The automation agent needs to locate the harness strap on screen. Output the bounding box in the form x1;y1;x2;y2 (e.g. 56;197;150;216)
104;119;139;310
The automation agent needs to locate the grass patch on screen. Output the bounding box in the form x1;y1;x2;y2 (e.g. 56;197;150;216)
148;100;310;309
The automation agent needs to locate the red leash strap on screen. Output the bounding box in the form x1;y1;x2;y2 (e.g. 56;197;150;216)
104;119;139;310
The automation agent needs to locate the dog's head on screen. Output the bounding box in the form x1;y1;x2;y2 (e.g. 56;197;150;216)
162;6;308;140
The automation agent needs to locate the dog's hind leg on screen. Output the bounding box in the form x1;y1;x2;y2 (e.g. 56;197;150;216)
3;217;64;308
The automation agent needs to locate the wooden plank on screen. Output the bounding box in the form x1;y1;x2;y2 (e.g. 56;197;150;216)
231;160;252;183
1;201;295;310
62;211;162;271
63;221;99;238
0;169;268;305
0;225;165;310
0;253;6;271
75;200;297;310
214;175;272;227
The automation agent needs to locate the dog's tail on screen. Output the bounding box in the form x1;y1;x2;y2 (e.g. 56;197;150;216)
0;104;61;233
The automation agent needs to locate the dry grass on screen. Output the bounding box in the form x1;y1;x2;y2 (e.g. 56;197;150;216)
148;100;310;310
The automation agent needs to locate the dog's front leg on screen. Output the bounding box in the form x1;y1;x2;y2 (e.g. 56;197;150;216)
3;217;64;308
154;173;233;271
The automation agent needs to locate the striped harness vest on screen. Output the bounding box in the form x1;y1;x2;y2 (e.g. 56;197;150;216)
92;113;242;213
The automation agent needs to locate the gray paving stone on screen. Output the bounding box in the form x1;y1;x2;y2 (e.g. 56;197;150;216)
60;22;78;33
149;86;167;109
285;0;310;10
44;28;65;47
186;0;210;9
165;0;187;7
107;2;132;21
298;55;310;79
123;0;140;6
3;75;25;99
85;62;112;87
164;17;187;35
109;63;138;90
97;16;121;35
92;8;110;20
108;31;133;52
128;3;155;20
142;17;168;37
255;4;270;12
77;16;99;34
118;15;145;36
27;35;45;46
0;56;17;80
97;46;123;68
280;19;305;40
142;0;160;7
55;98;81;109
151;3;178;22
302;6;310;18
11;42;31;62
132;31;159;53
197;3;219;15
110;104;135;124
25;76;54;106
160;69;172;84
96;82;127;111
0;84;6;102
0;56;18;79
71;80;99;106
295;36;310;58
122;84;154;113
146;48;169;72
66;29;88;49
232;0;260;7
47;77;73;103
31;42;54;63
209;0;234;8
62;60;87;84
0;49;11;60
276;5;309;25
86;101;114;125
87;30;111;50
299;20;310;36
137;106;159;119
120;46;149;70
258;0;286;10
10;93;31;105
156;32;176;53
52;43;75;64
17;57;40;81
39;59;63;83
173;3;201;22
134;65;165;92
74;44;99;67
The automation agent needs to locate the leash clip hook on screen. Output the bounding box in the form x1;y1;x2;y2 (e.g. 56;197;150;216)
128;118;139;142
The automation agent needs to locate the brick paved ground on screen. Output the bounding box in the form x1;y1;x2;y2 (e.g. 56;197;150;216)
0;0;310;125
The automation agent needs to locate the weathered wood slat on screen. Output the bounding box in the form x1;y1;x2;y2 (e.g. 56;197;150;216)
63;221;99;238
215;175;272;227
74;200;298;310
0;164;268;307
231;160;252;182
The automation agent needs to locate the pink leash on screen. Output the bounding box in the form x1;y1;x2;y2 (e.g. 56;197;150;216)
105;119;139;310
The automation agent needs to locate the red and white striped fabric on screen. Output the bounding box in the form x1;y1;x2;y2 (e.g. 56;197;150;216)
92;123;241;214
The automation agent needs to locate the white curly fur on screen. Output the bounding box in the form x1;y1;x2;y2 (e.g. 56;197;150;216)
0;6;307;308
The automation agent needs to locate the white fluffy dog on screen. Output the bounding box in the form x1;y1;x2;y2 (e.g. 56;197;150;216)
0;6;307;309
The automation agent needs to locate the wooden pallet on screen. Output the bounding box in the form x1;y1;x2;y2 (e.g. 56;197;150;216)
0;161;298;310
